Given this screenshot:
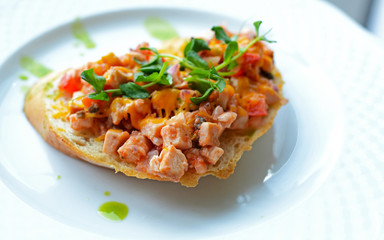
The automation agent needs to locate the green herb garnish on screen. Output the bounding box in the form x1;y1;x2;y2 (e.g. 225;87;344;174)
76;21;275;105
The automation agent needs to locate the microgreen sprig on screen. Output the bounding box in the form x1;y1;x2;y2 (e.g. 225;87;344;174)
214;21;276;71
76;21;275;105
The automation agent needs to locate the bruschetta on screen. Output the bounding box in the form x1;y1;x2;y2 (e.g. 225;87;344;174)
24;22;286;187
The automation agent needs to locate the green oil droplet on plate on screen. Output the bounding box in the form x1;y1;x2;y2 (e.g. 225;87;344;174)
72;18;96;49
144;17;179;41
19;74;28;81
20;56;52;78
98;201;128;221
104;191;110;196
57;175;61;180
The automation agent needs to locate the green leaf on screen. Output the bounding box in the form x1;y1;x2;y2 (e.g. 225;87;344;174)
224;41;239;63
227;60;238;71
190;88;214;105
134;57;146;65
189;67;224;81
209;66;224;81
253;21;262;37
139;47;159;55
214;78;226;92
158;73;173;85
184;38;210;56
88;92;109;101
187;77;212;94
211;26;231;43
81;68;106;93
135;72;159;82
120;82;150;99
186;51;209;70
139;65;162;74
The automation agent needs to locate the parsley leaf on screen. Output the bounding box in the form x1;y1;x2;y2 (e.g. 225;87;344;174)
135;72;159;82
190;88;214;105
139;65;163;74
186;51;209;70
184;38;210;57
120;82;150;99
158;73;173;85
81;68;106;93
189;66;224;81
211;26;231;43
187;77;212;94
88;92;109;101
139;47;159;55
253;21;262;37
187;66;226;105
223;41;239;63
135;61;173;87
227;60;238;71
214;78;226;92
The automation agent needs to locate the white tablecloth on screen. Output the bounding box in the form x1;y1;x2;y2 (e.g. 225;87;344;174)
1;0;383;239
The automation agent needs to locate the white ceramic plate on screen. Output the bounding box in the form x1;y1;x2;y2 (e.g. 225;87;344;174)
0;7;344;239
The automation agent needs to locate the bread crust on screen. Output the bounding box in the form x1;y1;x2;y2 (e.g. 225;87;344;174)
24;68;285;187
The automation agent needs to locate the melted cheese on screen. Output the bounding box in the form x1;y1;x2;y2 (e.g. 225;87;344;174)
151;89;180;118
139;116;167;129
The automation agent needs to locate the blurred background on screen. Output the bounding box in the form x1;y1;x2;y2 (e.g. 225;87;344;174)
326;0;384;41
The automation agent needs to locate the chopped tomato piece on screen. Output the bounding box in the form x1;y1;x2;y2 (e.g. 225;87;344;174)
140;49;154;61
242;93;268;116
82;96;103;109
243;52;260;64
58;70;82;95
232;66;244;77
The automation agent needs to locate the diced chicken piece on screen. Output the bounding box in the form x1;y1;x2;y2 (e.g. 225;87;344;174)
141;120;165;146
212;106;224;120
230;107;249;130
69;112;94;131
104;66;133;89
161;113;192;150
198;122;221;146
184;148;207;174
217;112;237;129
149;145;188;181
166;112;185;125
184;110;198;129
117;131;152;163
161;124;192;150
110;98;151;127
110;98;134;125
200;146;224;165
102;129;130;156
134;99;152;115
136;149;159;173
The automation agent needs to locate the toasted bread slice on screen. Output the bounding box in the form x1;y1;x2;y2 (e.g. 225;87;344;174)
24;66;285;187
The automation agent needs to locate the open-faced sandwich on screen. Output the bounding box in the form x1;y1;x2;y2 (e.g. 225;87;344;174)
24;21;286;187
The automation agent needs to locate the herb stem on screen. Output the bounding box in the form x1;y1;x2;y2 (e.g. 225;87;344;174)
159;54;198;70
215;35;262;71
142;61;169;88
104;89;122;94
